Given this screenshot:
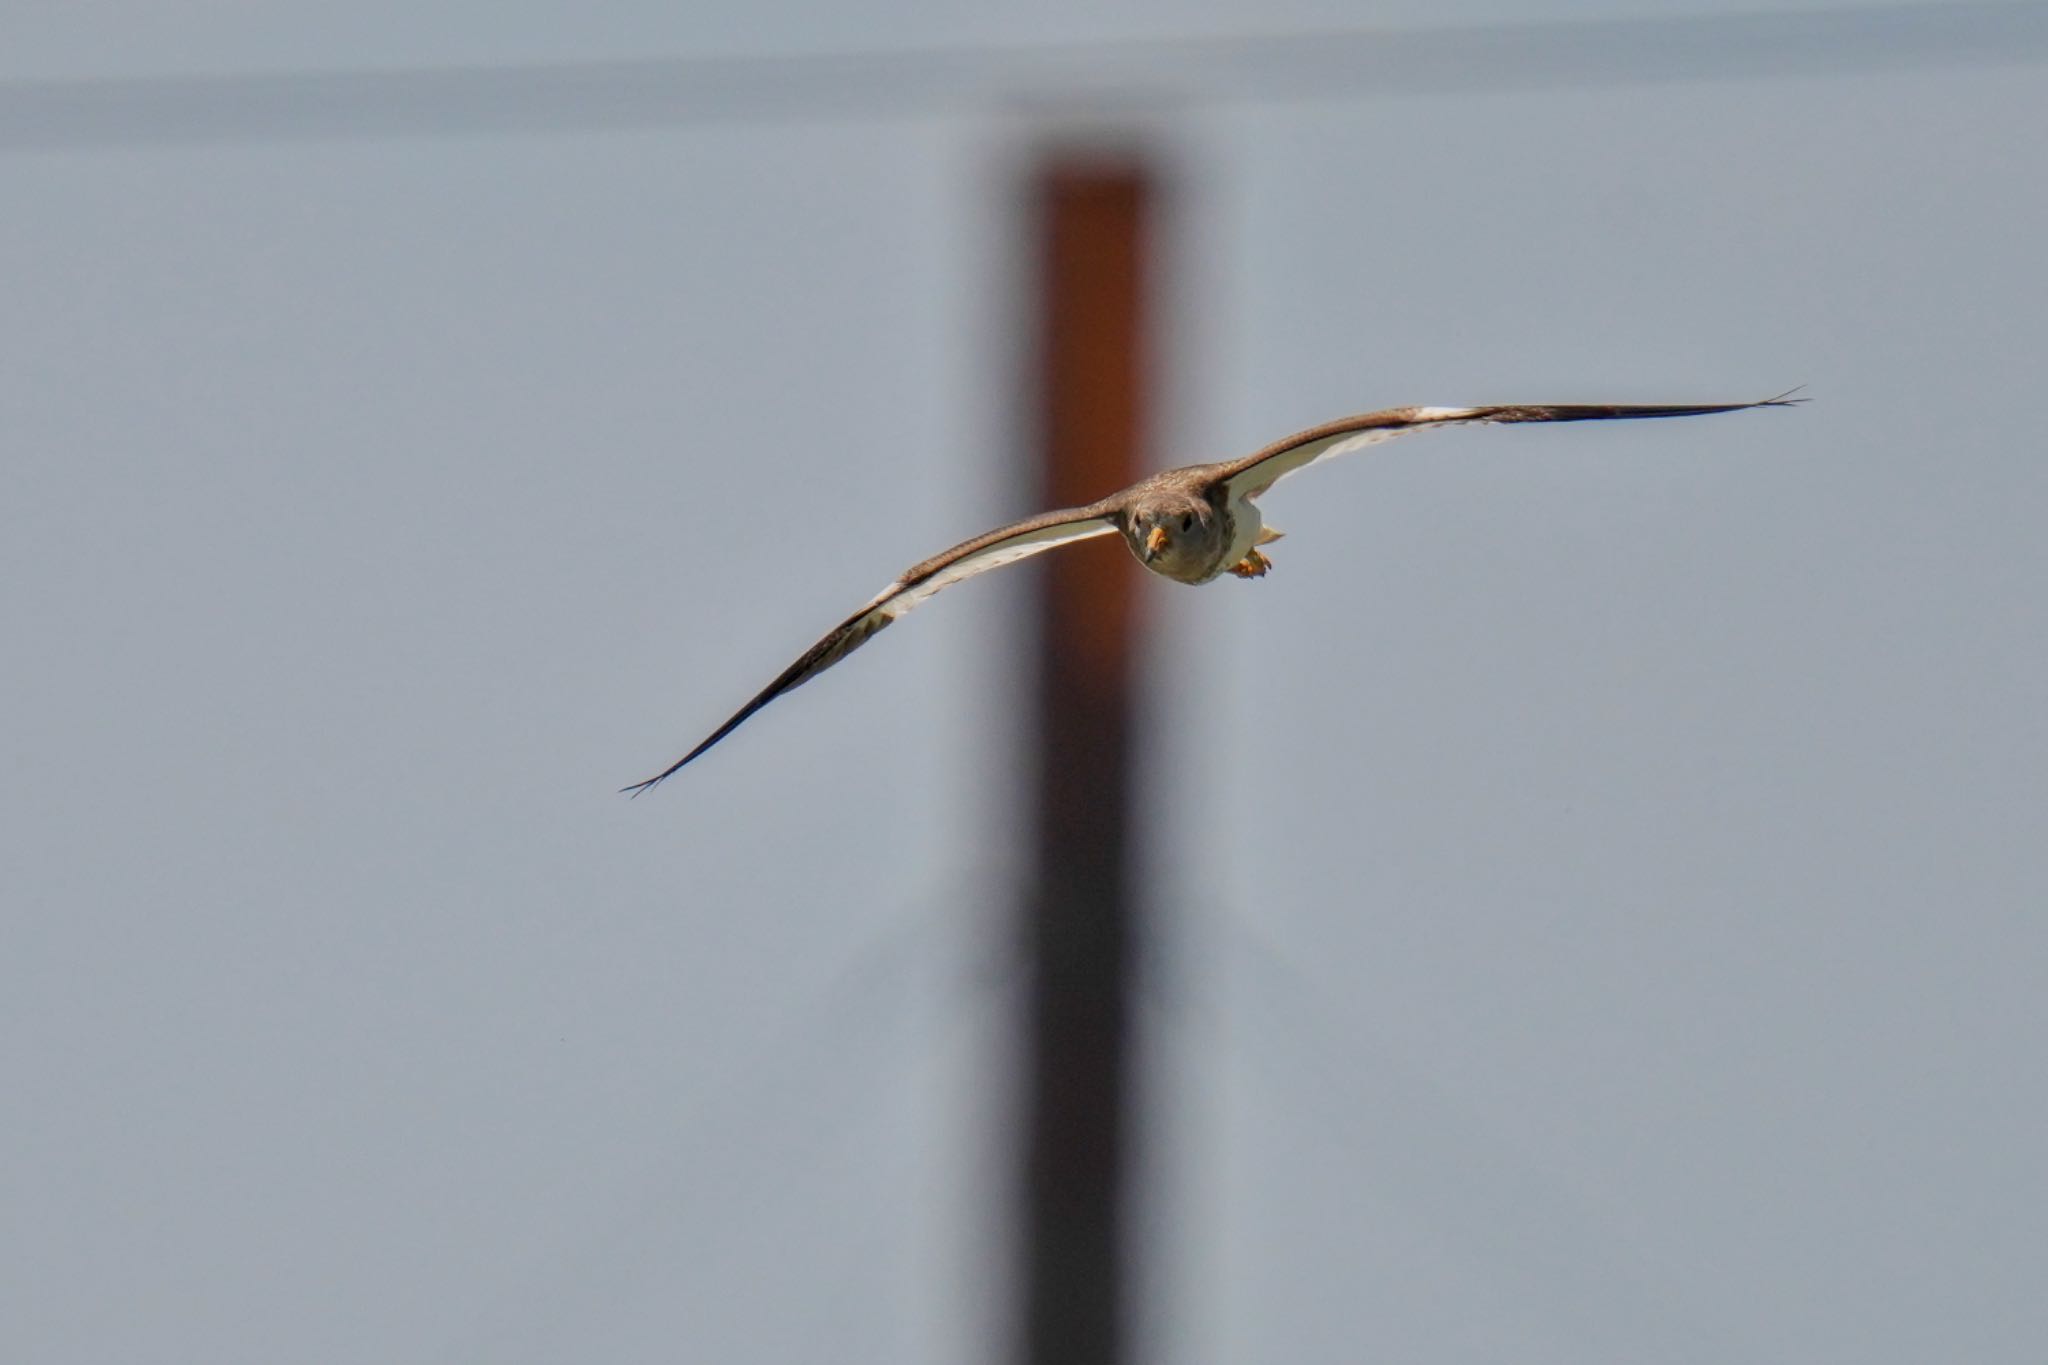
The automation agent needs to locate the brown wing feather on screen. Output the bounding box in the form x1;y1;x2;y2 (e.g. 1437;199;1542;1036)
1220;394;1805;500
623;499;1121;792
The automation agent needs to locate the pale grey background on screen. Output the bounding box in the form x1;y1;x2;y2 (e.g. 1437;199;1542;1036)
4;4;2044;1362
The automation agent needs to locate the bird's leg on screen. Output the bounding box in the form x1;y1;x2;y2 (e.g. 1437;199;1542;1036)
1228;546;1274;578
1227;522;1282;577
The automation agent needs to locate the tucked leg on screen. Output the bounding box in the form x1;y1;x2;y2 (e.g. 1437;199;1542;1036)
1228;546;1274;578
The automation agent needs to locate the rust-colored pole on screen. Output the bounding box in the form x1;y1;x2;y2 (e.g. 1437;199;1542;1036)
1016;153;1153;1365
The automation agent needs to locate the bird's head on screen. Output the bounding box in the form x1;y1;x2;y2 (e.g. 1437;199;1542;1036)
1124;493;1220;582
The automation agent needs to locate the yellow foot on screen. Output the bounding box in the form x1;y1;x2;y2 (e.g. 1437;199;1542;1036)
1228;547;1273;578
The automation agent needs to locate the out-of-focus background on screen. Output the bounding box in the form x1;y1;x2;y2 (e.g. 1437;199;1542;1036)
5;3;2046;1362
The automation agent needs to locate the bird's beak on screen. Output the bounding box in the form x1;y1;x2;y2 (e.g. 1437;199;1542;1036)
1144;526;1169;560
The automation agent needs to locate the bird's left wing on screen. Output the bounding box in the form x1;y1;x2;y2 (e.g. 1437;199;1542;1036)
623;501;1121;792
1218;395;1804;502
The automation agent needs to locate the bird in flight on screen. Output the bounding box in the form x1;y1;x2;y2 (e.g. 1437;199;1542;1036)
625;394;1801;792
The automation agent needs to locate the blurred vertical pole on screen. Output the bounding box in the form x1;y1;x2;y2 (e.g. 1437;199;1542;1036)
1016;152;1153;1365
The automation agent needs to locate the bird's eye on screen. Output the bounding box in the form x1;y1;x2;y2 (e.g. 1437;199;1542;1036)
1180;514;1194;532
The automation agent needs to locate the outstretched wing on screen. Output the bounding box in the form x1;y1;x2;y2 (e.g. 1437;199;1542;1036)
1220;394;1805;501
623;501;1121;792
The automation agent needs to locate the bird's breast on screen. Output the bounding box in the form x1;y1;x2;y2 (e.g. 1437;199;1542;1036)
1205;497;1262;582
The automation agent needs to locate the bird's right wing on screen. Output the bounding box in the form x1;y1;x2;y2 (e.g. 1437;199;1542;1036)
623;501;1121;792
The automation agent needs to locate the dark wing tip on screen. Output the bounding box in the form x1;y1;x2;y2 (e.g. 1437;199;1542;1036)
1485;391;1811;425
616;681;800;797
619;771;674;798
618;736;717;796
618;605;898;797
617;703;775;796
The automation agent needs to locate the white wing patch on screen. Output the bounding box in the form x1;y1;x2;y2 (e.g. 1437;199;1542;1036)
1224;398;1793;505
878;516;1118;617
1228;408;1494;500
